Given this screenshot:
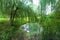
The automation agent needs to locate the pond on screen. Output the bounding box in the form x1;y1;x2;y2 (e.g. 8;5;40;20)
19;22;43;40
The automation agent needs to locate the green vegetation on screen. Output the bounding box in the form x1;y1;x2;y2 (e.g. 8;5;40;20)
0;0;60;40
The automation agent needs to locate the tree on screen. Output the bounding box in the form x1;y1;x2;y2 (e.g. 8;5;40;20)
40;0;57;40
0;0;38;40
0;0;35;26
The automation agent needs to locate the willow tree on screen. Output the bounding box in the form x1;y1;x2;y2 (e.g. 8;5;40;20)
40;0;57;40
40;0;56;23
0;0;38;40
0;0;35;26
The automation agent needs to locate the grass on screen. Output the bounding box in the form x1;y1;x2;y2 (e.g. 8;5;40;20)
0;18;9;21
0;16;40;27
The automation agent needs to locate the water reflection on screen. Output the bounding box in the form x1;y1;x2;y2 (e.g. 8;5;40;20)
20;22;43;40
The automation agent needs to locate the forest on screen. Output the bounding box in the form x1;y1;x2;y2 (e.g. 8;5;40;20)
0;0;60;40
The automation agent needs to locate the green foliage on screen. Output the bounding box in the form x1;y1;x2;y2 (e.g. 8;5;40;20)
0;0;60;40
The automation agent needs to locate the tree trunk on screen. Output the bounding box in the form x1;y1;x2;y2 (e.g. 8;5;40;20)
10;12;14;26
10;4;18;26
